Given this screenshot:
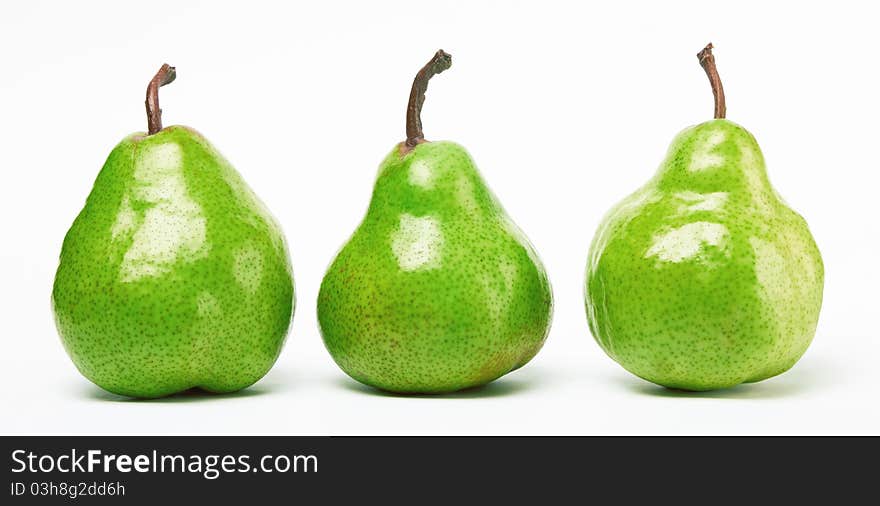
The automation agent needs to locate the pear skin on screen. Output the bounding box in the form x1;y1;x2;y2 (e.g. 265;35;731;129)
52;66;294;398
585;45;823;391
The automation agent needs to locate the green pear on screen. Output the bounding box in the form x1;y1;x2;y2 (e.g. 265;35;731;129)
52;65;294;398
585;44;823;391
318;51;552;393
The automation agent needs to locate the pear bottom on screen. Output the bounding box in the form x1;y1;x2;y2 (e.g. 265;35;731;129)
318;259;552;395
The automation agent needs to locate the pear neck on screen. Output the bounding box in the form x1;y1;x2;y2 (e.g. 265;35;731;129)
369;141;498;220
654;121;771;199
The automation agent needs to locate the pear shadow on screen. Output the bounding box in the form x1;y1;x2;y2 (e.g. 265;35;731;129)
335;375;536;399
81;376;289;403
616;357;838;400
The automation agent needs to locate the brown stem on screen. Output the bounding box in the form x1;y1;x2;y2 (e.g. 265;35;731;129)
405;50;452;147
145;63;177;135
697;43;726;119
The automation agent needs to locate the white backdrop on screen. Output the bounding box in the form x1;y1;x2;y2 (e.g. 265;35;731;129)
1;0;877;434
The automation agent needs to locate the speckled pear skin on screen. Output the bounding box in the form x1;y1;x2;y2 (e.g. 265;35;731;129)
586;119;823;391
52;125;294;398
318;141;552;393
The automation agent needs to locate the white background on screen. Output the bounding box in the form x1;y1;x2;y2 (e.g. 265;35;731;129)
1;0;877;435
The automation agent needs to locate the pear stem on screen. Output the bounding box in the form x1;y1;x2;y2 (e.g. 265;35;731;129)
697;43;726;119
145;64;177;135
405;50;452;148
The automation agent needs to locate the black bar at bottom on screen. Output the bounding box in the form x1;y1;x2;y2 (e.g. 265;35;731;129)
1;436;875;503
